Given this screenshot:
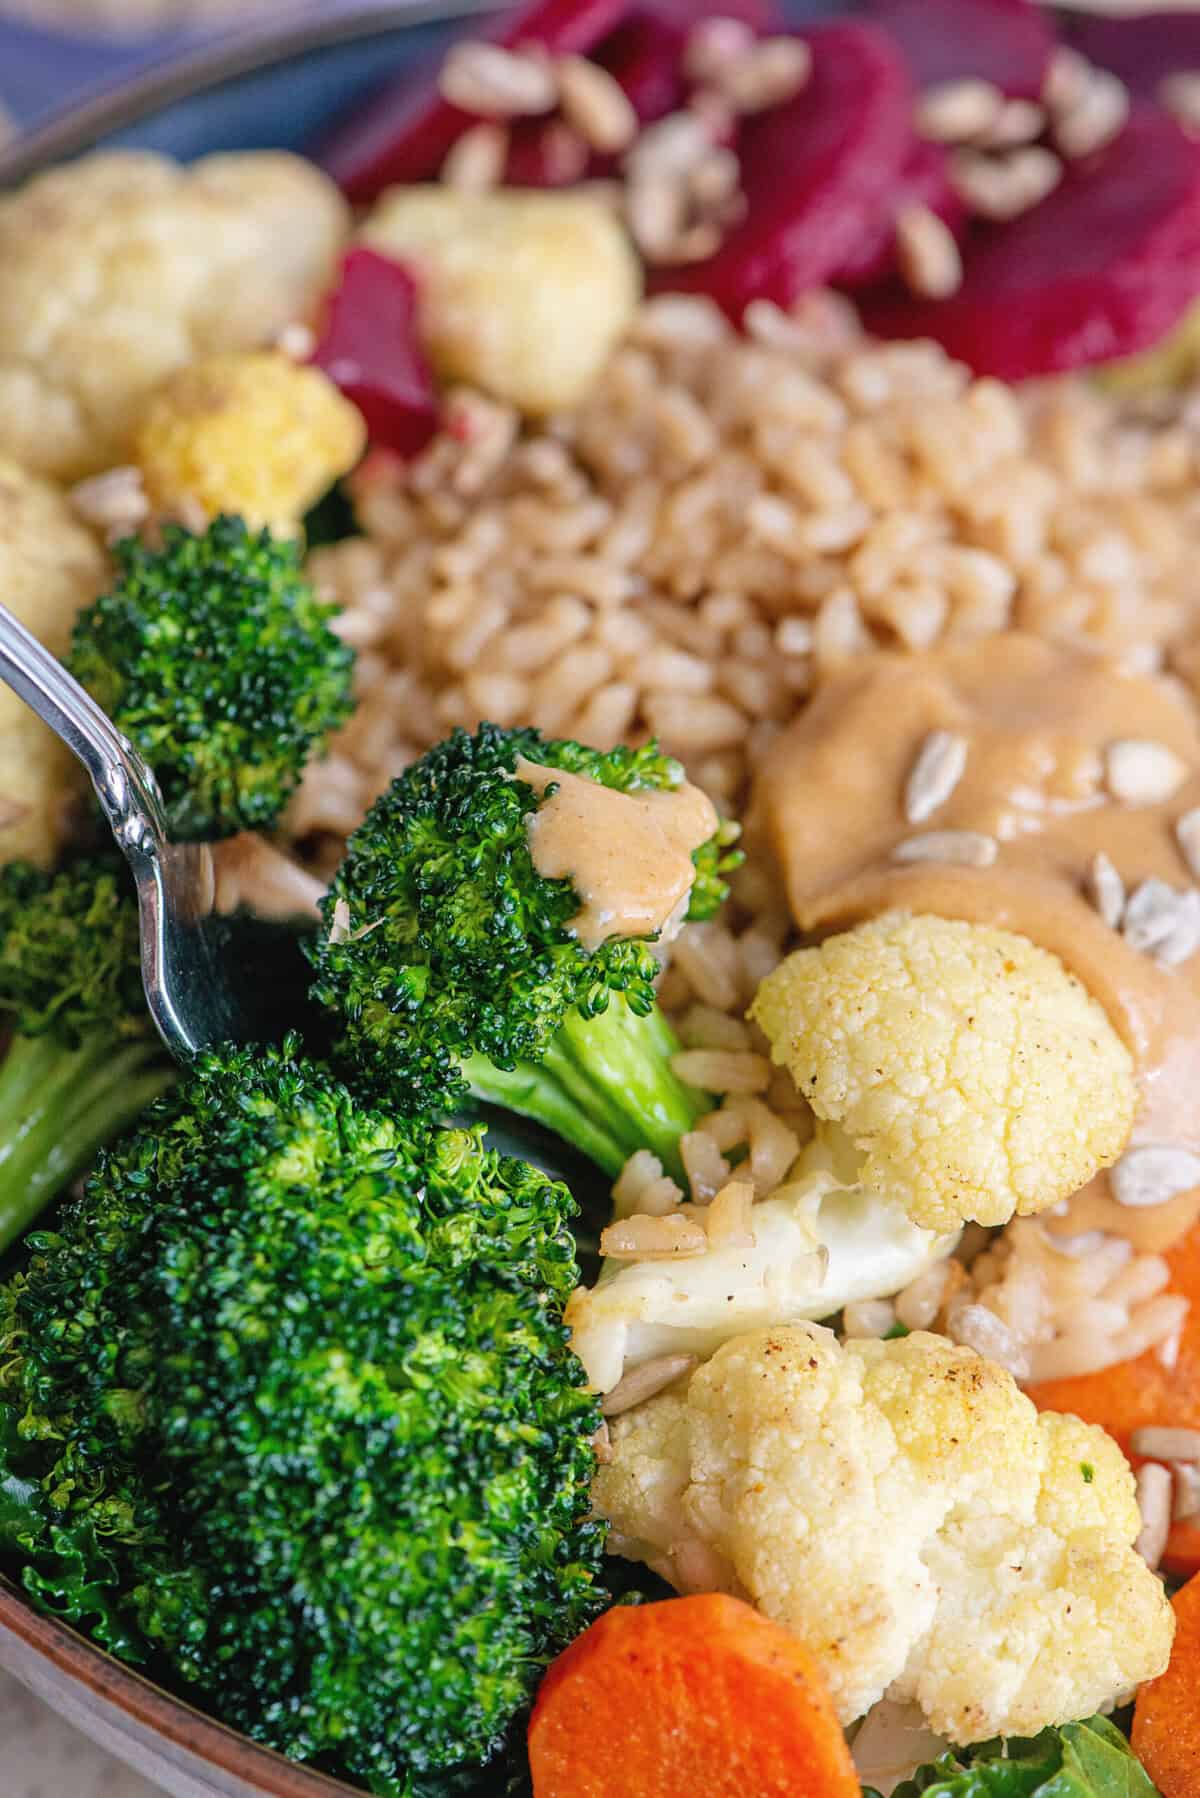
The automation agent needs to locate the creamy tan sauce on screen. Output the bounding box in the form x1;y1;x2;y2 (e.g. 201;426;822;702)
753;632;1200;1252
517;756;718;952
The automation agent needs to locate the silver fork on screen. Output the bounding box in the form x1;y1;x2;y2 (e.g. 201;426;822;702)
0;599;270;1058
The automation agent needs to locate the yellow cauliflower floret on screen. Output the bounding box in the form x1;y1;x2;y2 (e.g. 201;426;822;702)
750;911;1135;1232
0;150;347;480
135;352;366;536
593;1323;1173;1742
360;187;641;414
0;460;109;864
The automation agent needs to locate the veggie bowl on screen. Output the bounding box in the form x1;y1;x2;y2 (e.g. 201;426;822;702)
6;2;1200;1796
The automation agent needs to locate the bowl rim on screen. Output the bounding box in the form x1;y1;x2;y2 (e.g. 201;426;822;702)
0;11;514;1787
0;0;497;185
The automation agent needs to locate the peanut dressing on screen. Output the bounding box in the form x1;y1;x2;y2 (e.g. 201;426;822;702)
516;756;718;952
753;632;1200;1252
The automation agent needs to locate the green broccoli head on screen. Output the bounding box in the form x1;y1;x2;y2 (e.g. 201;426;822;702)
0;856;149;1046
0;1038;604;1788
307;723;737;1123
67;515;355;841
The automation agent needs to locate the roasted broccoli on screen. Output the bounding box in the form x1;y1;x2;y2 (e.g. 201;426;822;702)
0;856;173;1255
0;1039;605;1790
68;515;355;841
307;724;740;1178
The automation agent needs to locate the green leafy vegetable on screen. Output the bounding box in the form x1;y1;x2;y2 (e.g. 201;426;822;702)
867;1716;1161;1798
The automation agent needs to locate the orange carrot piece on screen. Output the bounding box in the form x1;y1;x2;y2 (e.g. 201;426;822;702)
1027;1221;1200;1576
1133;1571;1200;1796
527;1593;859;1798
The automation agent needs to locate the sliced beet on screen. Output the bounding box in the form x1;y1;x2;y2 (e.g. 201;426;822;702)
650;22;915;319
867;0;1054;98
835;140;966;290
1066;13;1200;101
309;249;439;459
862;107;1200;380
319;0;630;200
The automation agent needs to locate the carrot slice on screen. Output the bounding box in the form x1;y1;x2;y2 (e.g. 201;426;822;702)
1132;1572;1200;1796
1027;1219;1200;1578
527;1593;859;1798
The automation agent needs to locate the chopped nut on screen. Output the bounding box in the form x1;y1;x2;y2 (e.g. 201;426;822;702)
893;829;998;869
438;40;558;118
1105;737;1188;805
1112;1144;1200;1210
602;1353;699;1414
915;77;1004;144
557;54;638;154
895;205;964;300
441;122;510;191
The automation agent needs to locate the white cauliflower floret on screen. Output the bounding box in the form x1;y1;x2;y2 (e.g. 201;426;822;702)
750;911;1135;1233
567;1122;955;1393
361;187;640;413
0;150;348;480
0;460;109;864
593;1324;1172;1742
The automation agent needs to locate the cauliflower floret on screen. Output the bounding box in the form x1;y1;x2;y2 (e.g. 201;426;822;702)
0;151;348;480
750;912;1135;1233
360;187;641;414
567;1122;956;1393
593;1324;1172;1742
135;352;366;536
0;460;109;864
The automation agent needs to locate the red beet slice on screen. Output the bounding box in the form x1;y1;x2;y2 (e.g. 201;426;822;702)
835;140;966;290
1066;13;1200;101
309;248;439;458
319;0;630;200
650;22;915;319
867;0;1054;98
862;107;1200;380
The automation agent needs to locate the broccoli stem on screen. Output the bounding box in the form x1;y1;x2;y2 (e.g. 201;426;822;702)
0;1031;173;1255
464;999;708;1181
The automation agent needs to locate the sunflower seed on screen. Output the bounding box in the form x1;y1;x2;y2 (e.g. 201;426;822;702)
904;730;969;824
1160;70;1200;135
625;109;712;180
979;97;1046;150
441;121;509;190
1055;68;1129;160
1122;878;1185;952
1176;808;1200;880
1112;1144;1200;1210
1135;1462;1172;1569
1105;738;1188;805
601;1353;698;1415
328;897;351;945
1085;851;1126;929
439;41;558;118
557;54;638;154
950;146;1061;221
893;829;996;869
684;16;757;86
1156;889;1200;968
715;36;812;114
895;204;964;300
1173;1461;1200;1520
1042;45;1093;117
915;78;1004;144
1132;1427;1200;1463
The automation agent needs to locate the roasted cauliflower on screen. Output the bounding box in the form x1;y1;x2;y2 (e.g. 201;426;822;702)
0;461;109;864
135;352;366;535
567;1124;955;1394
750;912;1135;1233
593;1324;1173;1742
360;187;641;414
0;151;348;481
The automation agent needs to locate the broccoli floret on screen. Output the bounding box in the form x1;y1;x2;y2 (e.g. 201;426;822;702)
67;515;355;841
0;1039;605;1789
0;857;173;1255
307;724;741;1178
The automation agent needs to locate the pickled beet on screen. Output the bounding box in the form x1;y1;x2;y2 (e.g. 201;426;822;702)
862;108;1200;380
309;249;438;458
867;0;1054;98
650;23;914;319
835;140;966;290
1066;13;1200;100
319;0;629;199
